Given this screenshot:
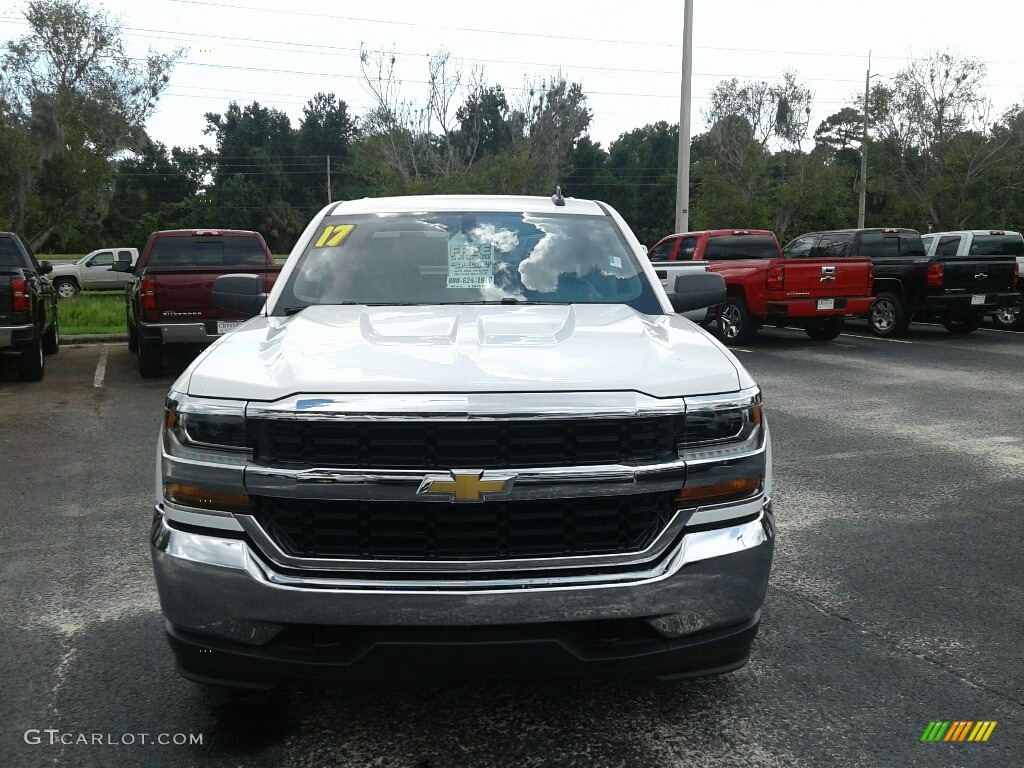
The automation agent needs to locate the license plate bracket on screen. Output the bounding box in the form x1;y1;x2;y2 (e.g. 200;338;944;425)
216;320;243;334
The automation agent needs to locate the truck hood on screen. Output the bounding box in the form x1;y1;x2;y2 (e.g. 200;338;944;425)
47;262;80;277
183;304;751;400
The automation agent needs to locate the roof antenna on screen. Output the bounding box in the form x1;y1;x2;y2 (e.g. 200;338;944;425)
551;185;565;207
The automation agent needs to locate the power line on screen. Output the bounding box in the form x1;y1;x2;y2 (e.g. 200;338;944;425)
6;10;1024;70
4;14;1023;85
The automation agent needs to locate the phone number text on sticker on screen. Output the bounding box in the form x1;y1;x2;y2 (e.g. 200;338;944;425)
450;275;494;286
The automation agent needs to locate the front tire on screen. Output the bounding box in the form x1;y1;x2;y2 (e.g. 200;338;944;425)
138;332;163;378
804;317;845;341
53;278;79;299
17;332;45;381
716;296;757;345
868;292;909;337
991;305;1021;330
941;315;980;334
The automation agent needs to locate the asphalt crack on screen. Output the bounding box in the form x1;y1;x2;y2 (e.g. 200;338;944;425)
777;584;1024;710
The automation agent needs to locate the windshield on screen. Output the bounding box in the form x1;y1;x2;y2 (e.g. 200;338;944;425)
275;211;661;314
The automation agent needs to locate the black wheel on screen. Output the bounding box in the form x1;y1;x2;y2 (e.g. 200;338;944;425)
138;332;163;378
716;296;757;344
42;313;59;355
53;278;79;299
868;292;909;338
127;311;138;353
804;317;845;341
991;305;1021;330
941;315;980;334
17;331;45;381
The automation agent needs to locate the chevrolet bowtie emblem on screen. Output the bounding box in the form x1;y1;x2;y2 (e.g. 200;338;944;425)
417;470;517;502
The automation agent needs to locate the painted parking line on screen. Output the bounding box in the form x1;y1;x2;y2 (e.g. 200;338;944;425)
730;348;755;353
840;333;913;344
93;348;109;388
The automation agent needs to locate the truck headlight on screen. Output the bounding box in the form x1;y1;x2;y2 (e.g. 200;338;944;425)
163;394;251;465
679;387;763;462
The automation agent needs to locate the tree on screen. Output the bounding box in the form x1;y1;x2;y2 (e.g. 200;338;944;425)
705;71;813;152
453;85;516;164
296;92;357;205
102;137;199;249
0;0;182;247
814;107;863;155
517;76;592;193
601;122;677;244
200;101;301;250
870;50;1011;229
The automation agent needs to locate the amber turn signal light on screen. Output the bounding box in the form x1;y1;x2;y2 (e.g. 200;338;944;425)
675;477;761;504
165;483;255;512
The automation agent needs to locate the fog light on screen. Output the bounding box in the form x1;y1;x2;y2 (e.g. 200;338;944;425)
646;613;709;638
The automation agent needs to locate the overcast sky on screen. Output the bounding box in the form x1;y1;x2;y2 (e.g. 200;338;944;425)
2;0;1022;154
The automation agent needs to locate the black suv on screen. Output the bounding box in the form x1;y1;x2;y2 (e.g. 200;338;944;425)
783;228;1019;337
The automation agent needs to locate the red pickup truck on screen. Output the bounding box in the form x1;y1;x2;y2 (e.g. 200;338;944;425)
647;229;874;343
116;229;282;377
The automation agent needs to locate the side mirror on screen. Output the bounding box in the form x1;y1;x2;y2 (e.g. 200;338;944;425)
111;258;133;273
212;273;267;315
38;260;53;275
667;272;726;313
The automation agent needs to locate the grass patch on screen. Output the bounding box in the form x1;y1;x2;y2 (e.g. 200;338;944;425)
58;294;125;335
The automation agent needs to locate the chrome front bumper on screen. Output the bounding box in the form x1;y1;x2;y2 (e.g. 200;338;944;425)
151;501;774;643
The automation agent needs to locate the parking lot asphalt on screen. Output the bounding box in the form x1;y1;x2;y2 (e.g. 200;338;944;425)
1;323;1022;768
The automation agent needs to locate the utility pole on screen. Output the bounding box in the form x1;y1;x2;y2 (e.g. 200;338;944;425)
858;52;871;229
326;154;332;204
675;0;693;233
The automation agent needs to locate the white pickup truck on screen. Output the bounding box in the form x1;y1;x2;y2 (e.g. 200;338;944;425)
921;230;1023;329
48;247;139;298
149;194;775;689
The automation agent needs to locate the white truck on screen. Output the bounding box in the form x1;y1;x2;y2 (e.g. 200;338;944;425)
921;230;1023;330
48;247;139;298
149;194;775;689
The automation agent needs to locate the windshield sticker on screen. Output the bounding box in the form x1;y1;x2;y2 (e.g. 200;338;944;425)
313;224;355;248
447;234;495;288
609;256;622;268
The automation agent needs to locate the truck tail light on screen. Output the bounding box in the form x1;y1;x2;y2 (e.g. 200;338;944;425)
766;264;785;290
1013;263;1019;288
141;277;157;310
926;262;944;287
867;263;875;287
11;278;30;311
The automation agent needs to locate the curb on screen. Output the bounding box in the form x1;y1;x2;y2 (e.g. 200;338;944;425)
60;334;128;345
